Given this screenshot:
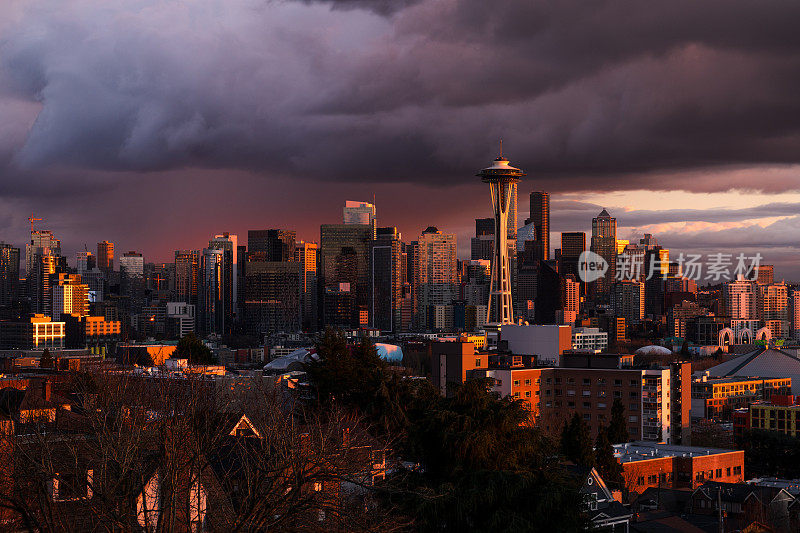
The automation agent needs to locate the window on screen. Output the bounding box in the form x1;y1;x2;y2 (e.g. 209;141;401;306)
598;403;607;409
629;403;638;410
597;390;606;397
525;391;531;398
525;379;531;386
583;402;591;409
637;476;645;486
582;390;591;396
629;391;638;398
583;378;591;385
716;469;722;478
313;482;323;492
629;415;638;422
630;380;638;386
475;358;481;367
514;392;520;397
568;390;576;396
545;402;552;408
514;380;520;387
733;466;742;475
583;414;591;421
614;379;622;386
568;401;576;407
726;467;731;476
614;391;622;398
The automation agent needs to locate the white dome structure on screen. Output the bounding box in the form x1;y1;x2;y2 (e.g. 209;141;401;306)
635;345;673;356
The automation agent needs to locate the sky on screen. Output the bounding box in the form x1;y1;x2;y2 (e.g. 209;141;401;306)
1;0;800;280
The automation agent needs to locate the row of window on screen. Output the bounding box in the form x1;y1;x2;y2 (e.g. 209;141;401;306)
695;466;741;481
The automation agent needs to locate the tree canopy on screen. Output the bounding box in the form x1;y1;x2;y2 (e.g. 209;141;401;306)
175;333;216;365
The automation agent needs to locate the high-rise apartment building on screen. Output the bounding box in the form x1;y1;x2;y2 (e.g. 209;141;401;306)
320;224;372;328
724;276;757;320
529;191;550;260
97;241;114;272
51;273;89;320
590;209;617;300
343;200;377;238
759;282;789;338
791;290;800;341
0;242;20;307
756;264;775;285
295;241;318;331
415;227;457;330
208;233;238;332
371;227;404;332
560;274;580;324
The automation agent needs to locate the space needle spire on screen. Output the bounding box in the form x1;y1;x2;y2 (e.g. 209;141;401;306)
477;145;525;327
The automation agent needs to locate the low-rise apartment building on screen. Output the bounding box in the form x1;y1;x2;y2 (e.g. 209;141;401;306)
614;441;744;497
691;375;792;420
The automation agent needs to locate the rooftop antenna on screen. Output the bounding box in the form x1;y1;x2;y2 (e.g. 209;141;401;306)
499;139;503;158
28;214;43;233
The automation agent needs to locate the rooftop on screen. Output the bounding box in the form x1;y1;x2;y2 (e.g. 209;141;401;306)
613;441;738;463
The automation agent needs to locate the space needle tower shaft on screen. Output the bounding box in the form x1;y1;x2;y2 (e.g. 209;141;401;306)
477;145;525;327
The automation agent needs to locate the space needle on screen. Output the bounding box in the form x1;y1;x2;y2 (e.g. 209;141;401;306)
477;143;525;328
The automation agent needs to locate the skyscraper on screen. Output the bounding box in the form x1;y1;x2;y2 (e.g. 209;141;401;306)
244;260;300;336
29;249;56;314
248;230;296;262
119;251;145;313
590;209;617;300
0;243;20;307
26;229;61;275
296;241;318;331
174;250;200;306
200;248;224;335
415;227;457;330
559;232;586;279
97;241;114;273
371;227;403;332
478;153;524;326
208;233;238;332
320;224;372;328
77;251;96;274
471;218;495;261
612;280;645;323
343;200;377;238
529;191;550;260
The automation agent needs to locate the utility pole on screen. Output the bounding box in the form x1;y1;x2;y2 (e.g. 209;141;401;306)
718;486;723;533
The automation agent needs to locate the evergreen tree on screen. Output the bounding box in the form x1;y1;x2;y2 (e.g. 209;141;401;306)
39;348;53;369
175;333;216;365
594;427;623;488
608;398;628;444
561;413;594;467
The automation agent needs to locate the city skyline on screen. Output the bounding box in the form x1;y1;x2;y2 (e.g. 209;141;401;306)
2;1;800;278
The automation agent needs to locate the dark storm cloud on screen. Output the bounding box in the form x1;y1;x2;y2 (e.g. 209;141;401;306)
3;0;800;191
297;0;421;16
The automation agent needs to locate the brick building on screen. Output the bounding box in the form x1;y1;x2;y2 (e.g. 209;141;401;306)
614;442;744;497
471;361;692;444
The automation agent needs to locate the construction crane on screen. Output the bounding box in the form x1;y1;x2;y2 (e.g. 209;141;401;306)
28;214;43;233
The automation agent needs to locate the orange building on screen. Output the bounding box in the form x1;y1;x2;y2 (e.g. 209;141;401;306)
614;441;744;497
